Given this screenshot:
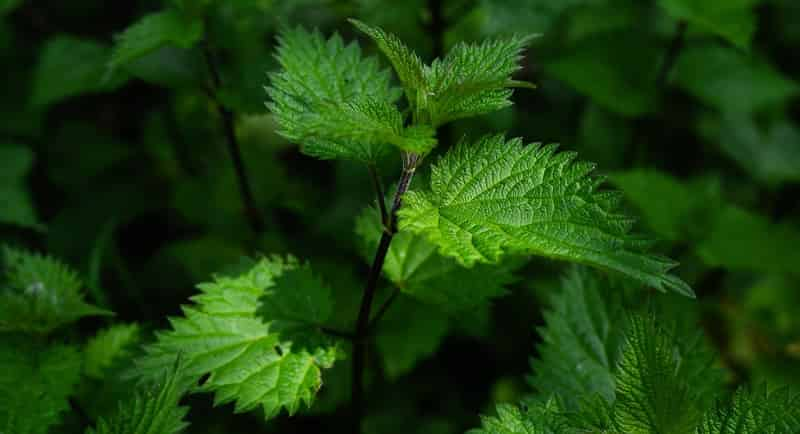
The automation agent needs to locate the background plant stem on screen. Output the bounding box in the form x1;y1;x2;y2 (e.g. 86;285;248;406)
203;41;265;234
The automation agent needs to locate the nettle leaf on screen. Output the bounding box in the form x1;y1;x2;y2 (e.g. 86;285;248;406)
84;323;141;380
135;256;342;420
528;267;627;410
266;27;405;162
613;314;702;434
424;34;535;127
0;246;111;334
696;386;800;434
356;207;514;312
109;9;204;71
0;336;82;434
375;296;450;379
88;358;189;434
468;400;567;434
398;134;692;297
31;35;127;108
658;0;760;49
349;19;425;108
0;145;42;230
302;98;437;154
671;42;799;114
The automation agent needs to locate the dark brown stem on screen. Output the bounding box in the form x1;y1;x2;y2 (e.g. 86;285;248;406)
368;165;389;227
351;156;417;433
203;41;265;234
427;0;446;59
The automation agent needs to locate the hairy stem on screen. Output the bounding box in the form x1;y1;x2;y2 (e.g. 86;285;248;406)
203;42;265;234
351;155;417;433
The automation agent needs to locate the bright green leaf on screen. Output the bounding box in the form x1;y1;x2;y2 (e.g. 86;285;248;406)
398;134;693;297
266;26;402;162
135;256;342;420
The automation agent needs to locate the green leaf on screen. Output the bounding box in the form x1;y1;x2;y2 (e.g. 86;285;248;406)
0;336;82;434
31;35;127;108
302;98;437;154
467;401;566;434
0;246;111;334
87;357;189;434
696;206;800;275
708;113;800;186
696;386;800;434
0;0;23;15
671;42;799;114
658;0;760;49
135;256;342;420
84;323;141;379
613;314;704;433
349;19;426;109
398;134;693;297
375;296;450;379
424;34;535;126
544;31;661;117
0;144;41;229
109;9;204;72
356;207;514;312
610;169;721;241
528;267;627;410
266;27;402;162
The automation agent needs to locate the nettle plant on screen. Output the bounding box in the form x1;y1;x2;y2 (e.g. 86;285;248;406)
3;17;800;434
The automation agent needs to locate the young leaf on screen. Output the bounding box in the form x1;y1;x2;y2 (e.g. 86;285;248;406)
468;401;566;434
356;207;514;312
0;145;41;230
109;9;203;71
349;19;426;109
0;246;111;334
266;27;403;161
398;134;693;297
302;98;436;154
31;36;127;108
84;323;141;379
425;35;535;126
657;0;759;50
696;386;800;434
528;267;627;410
135;256;342;420
87;357;189;434
0;336;82;434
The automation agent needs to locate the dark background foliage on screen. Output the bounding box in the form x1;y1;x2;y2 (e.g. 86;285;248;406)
1;0;799;432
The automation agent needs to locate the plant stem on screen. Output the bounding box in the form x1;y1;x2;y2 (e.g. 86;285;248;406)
368;287;400;331
656;20;688;87
368;165;388;227
203;42;265;234
351;155;418;433
427;0;446;59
